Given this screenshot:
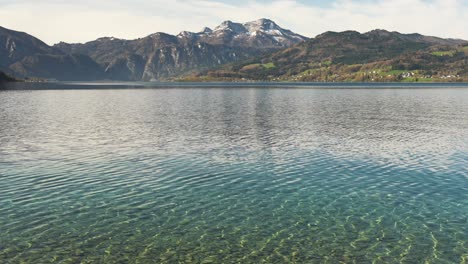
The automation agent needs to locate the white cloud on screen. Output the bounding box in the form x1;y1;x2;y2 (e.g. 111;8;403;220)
0;0;466;45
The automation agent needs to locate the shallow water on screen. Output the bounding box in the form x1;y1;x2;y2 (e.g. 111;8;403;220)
0;85;467;263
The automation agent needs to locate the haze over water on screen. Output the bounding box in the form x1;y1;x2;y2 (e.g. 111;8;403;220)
0;84;467;263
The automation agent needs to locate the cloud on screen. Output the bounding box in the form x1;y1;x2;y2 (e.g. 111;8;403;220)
0;0;466;44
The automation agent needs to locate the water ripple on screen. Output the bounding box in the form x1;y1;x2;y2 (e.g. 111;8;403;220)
0;87;467;263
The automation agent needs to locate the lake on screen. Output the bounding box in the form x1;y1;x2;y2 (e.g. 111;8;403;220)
0;83;467;263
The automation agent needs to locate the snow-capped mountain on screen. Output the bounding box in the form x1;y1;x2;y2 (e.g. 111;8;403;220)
1;19;307;81
1;20;466;82
53;19;308;81
196;18;308;48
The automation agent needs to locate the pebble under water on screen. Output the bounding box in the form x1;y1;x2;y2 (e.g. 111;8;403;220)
0;85;467;263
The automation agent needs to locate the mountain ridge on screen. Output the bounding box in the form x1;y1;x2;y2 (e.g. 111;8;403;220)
53;19;308;81
0;21;466;82
0;26;106;81
183;29;468;82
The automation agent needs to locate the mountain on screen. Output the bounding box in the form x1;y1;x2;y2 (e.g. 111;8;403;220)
0;71;17;83
9;53;105;81
187;29;468;82
1;23;466;82
54;18;308;81
0;26;58;67
2;19;307;81
0;26;105;81
194;19;306;48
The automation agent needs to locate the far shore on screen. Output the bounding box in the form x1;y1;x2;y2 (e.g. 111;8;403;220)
2;80;468;91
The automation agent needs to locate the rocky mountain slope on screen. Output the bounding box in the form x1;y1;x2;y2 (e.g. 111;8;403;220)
54;19;307;81
187;30;468;82
0;26;105;81
1;22;467;82
0;19;306;81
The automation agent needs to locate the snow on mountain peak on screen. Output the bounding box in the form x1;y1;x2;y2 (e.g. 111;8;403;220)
210;19;284;37
213;21;247;33
189;19;307;47
244;18;279;32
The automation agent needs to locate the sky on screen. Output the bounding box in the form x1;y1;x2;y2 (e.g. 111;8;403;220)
0;0;467;45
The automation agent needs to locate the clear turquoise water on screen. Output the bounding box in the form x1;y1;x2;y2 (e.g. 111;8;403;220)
0;85;467;263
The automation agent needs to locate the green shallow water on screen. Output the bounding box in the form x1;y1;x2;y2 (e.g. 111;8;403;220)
0;86;467;263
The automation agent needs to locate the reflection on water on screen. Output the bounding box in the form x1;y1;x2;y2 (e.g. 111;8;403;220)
0;86;467;263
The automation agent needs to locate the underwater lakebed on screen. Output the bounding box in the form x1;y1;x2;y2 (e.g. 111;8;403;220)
0;84;467;263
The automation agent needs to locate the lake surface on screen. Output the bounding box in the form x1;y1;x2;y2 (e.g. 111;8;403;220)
0;83;467;263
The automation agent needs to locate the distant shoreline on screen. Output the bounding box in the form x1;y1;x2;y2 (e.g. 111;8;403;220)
0;72;20;83
10;79;468;84
2;81;468;91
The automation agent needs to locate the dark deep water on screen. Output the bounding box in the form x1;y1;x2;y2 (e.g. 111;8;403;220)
0;84;467;263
